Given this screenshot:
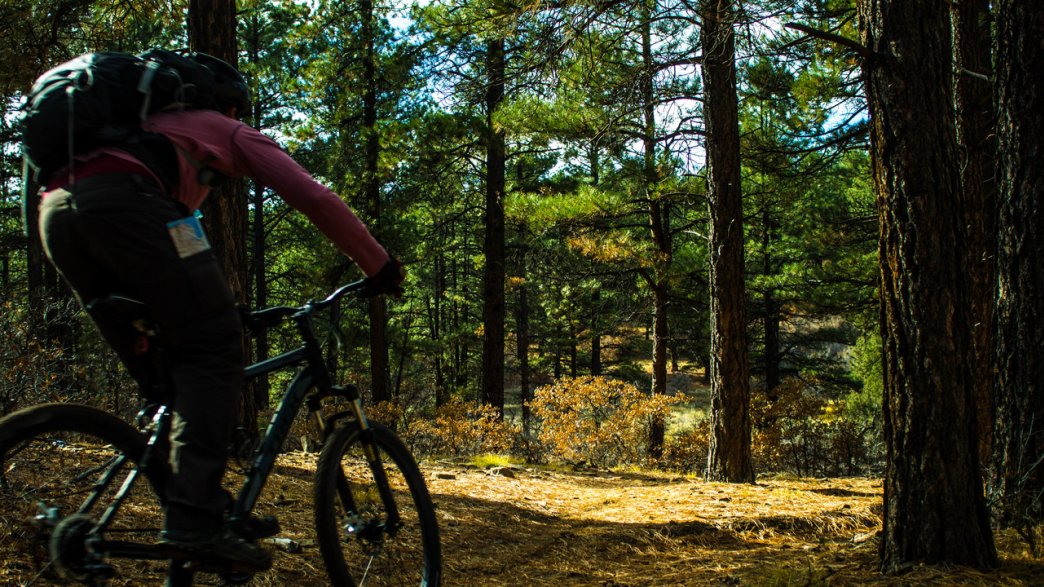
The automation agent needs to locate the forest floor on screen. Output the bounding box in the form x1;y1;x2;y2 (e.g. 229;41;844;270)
7;451;1044;586
138;454;1044;587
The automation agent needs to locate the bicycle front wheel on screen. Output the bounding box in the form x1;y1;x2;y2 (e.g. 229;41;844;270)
0;403;168;585
314;421;441;587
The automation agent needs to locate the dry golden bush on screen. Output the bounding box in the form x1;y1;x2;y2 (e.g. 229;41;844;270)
528;376;682;468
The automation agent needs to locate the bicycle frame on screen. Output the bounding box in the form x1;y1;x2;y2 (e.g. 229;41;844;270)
232;306;343;521
82;280;401;563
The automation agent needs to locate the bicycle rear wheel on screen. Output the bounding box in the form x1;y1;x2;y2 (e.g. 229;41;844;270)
314;421;441;587
0;403;168;585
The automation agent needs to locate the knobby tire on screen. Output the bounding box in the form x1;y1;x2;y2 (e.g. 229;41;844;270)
313;421;441;587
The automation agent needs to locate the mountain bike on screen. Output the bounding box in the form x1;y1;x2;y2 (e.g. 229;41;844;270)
0;280;441;587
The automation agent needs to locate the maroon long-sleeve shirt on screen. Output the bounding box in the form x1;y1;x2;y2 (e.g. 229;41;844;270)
46;109;388;277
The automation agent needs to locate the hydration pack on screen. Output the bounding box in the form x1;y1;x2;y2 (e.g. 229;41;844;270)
18;49;225;184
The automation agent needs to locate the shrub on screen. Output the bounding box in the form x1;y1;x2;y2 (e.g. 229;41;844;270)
528;376;682;469
752;377;880;477
0;300;122;415
660;421;710;474
404;399;515;457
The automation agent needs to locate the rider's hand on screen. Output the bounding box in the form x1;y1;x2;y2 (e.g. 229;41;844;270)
363;256;406;298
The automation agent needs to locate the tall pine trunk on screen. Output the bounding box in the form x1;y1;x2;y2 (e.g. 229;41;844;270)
703;0;753;483
641;0;670;460
23;166;45;316
952;0;997;465
251;178;269;406
430;249;448;407
188;0;258;442
516;256;531;435
590;288;602;376
761;209;781;398
244;24;270;409
993;0;1044;531
481;38;507;417
589;148;603;377
859;0;996;569
360;0;391;404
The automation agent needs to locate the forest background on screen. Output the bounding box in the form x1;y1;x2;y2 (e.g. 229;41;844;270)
0;0;1041;573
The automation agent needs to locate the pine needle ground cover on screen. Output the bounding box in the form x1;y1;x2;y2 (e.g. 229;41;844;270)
4;453;1042;586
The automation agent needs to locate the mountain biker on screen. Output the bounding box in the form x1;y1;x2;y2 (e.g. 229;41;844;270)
35;53;404;572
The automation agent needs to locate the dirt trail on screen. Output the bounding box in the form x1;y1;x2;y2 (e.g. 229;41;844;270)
6;453;1042;586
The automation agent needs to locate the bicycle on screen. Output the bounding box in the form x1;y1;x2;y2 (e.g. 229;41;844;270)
0;280;441;587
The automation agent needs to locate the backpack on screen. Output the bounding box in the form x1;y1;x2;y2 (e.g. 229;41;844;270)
18;49;224;185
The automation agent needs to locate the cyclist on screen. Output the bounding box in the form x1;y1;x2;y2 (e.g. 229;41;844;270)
36;53;404;571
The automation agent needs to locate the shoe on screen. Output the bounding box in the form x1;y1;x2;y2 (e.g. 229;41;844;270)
229;514;281;540
159;528;272;572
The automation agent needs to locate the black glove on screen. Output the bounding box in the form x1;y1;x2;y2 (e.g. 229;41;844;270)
362;256;406;298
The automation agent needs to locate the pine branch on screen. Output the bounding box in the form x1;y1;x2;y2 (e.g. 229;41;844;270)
784;23;873;61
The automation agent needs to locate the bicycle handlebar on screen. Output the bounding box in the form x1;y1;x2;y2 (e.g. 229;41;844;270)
240;279;369;334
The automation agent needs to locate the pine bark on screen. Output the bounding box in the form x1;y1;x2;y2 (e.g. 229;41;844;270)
481;38;507;417
188;0;258;442
952;0;997;465
516;257;531;435
23;166;45;315
642;0;669;460
360;0;391;404
703;0;753;483
858;0;996;569
244;26;270;409
993;0;1044;530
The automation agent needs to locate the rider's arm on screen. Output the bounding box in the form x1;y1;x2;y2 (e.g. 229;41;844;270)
143;110;390;277
227;125;389;277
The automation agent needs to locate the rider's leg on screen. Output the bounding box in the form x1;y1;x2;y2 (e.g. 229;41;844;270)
39;175;268;570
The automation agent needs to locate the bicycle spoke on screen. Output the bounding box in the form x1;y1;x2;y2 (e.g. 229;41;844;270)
0;407;165;585
315;422;440;587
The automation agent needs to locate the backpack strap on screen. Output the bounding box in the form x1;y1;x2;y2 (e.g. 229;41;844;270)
136;59;164;119
172;145;230;188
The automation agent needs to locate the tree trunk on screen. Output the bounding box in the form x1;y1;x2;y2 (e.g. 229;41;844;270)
993;0;1044;532
703;0;753;484
188;0;258;443
516;260;531;435
762;209;781;398
648;286;668;457
23;163;45;315
952;0;997;467
2;253;8;299
481;38;507;417
859;0;996;569
244;26;270;409
358;0;391;405
589;149;603;378
569;323;578;378
251;179;269;407
430;250;448;407
641;0;670;460
590;289;602;376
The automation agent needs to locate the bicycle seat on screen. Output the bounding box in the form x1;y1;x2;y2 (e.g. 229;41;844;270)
86;295;156;334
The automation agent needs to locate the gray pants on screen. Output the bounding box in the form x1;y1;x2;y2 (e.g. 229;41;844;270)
39;173;242;532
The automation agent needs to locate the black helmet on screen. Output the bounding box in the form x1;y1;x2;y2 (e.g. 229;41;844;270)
192;53;252;117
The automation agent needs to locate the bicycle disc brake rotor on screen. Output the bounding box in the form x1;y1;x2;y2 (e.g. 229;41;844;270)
345;514;388;555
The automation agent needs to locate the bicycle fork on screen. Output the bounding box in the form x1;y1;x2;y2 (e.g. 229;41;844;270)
316;387;402;541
